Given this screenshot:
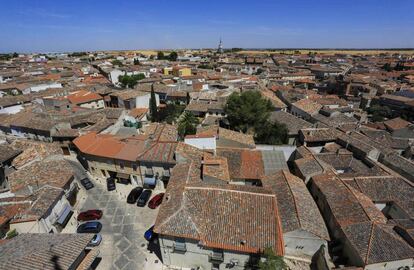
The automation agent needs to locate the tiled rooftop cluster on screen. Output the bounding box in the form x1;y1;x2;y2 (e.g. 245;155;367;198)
0;47;414;269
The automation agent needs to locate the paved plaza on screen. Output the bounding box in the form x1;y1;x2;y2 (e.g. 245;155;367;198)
67;159;163;270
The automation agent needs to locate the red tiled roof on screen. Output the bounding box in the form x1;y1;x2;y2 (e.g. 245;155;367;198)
383;117;411;131
216;148;264;180
154;161;284;255
73;132;124;159
67;90;102;105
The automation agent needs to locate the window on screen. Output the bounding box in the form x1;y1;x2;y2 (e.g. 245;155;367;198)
133;164;137;171
173;238;186;253
120;163;124;169
209;249;224;264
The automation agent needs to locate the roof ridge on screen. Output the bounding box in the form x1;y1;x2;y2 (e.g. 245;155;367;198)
282;170;302;228
352;177;364;193
365;222;375;264
185;186;275;197
342;179;376;222
272;191;285;256
154;162;193;231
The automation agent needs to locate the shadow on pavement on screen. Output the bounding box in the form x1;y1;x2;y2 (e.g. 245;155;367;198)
147;238;163;263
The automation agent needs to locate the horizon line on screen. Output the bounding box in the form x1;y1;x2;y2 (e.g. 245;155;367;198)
2;47;414;54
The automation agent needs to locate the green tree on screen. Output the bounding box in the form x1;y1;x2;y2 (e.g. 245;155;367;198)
177;111;199;139
112;59;123;66
259;247;287;270
157;51;165;60
394;62;406;71
133;58;140;65
158;103;186;124
368;104;392;122
225;91;273;133
186;92;191;105
118;74;145;88
169;51;178;61
149;88;158;122
12;52;18;58
255;121;288;145
382;63;392;72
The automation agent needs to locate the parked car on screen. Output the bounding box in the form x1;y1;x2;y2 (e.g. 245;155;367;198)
80;177;94;190
77;210;103;222
77;221;102;233
127;187;143;204
148;193;164;209
137;189;152;207
144;225;156;241
88;234;102;247
106;177;116;191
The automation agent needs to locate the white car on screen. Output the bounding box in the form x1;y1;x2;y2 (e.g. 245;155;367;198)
88;234;102;247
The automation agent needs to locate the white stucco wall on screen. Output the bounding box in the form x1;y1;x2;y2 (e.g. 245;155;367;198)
159;236;251;270
79;99;105;109
184;137;216;150
0;104;24;114
24;82;62;94
110;69;125;85
365;258;414;270
135;93;160;109
284;230;327;258
10;196;70;234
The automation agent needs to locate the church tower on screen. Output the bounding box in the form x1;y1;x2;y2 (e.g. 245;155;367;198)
217;38;223;54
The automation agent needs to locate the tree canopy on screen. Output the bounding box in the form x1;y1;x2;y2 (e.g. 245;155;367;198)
169;51;178;61
111;59;123;66
255;120;288;145
177;111;199;139
149;88;158;122
157;51;165;60
368;104;392;122
225;90;288;145
258;247;287;270
225;91;273;133
158;103;186;124
118;74;145;88
157;51;178;61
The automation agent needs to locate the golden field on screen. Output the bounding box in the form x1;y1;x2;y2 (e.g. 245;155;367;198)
237;49;414;55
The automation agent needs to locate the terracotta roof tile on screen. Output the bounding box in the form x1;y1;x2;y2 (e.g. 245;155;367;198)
66;90;102;105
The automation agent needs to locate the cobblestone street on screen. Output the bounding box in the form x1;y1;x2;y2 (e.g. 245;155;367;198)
67;159;162;270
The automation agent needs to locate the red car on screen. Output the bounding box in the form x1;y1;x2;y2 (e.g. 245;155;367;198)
77;210;103;222
148;193;164;209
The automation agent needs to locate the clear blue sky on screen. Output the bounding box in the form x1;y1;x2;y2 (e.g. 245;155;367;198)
1;0;413;52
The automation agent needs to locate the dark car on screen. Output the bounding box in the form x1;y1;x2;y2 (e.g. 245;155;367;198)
148;193;164;209
144;225;156;241
77;221;102;233
77;210;103;222
80;178;94;190
137;189;152;207
127;187;143;204
106;177;116;191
